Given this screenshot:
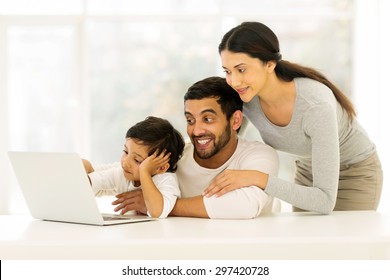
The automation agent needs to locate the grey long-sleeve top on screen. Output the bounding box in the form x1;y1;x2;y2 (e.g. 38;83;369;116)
243;77;376;214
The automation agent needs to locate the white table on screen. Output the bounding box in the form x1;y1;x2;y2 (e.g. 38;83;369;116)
1;211;390;259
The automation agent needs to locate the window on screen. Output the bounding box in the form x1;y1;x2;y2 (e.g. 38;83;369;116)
3;0;386;214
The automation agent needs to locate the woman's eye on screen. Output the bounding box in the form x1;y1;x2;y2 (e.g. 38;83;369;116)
122;150;128;155
238;68;245;73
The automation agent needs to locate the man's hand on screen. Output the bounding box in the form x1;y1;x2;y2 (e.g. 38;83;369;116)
112;189;147;215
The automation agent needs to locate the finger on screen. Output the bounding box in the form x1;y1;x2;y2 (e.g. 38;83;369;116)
214;185;235;197
116;189;142;199
152;149;163;158
163;151;171;158
114;200;134;212
115;192;128;198
202;183;218;197
120;205;135;215
114;202;125;212
156;151;170;161
112;196;126;205
204;177;233;197
203;182;226;197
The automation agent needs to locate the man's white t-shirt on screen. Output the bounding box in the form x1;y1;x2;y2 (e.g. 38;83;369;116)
176;137;279;219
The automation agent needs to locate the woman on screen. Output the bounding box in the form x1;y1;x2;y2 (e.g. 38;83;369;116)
203;21;382;214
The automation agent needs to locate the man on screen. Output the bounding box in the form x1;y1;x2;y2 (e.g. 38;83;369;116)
113;76;279;219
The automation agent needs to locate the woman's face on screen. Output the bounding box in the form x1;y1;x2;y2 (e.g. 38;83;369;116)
220;50;274;102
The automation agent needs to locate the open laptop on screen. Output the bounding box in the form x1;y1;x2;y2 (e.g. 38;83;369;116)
8;151;154;226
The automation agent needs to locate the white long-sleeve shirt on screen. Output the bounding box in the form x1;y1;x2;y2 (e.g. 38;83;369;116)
89;167;180;218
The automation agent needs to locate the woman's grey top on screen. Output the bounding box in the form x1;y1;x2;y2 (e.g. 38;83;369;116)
243;77;376;213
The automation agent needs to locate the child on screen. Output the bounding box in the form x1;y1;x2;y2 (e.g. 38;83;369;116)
83;116;185;218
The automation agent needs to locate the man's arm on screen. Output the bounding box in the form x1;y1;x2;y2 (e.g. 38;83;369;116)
169;196;209;218
112;191;209;218
173;187;270;219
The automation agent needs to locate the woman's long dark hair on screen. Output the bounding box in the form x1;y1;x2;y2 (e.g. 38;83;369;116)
218;21;356;121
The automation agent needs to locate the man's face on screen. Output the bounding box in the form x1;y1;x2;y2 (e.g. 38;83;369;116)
184;97;233;160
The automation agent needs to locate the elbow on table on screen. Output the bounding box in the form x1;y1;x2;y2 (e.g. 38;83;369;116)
315;199;336;215
207;206;259;220
204;189;265;219
318;208;333;215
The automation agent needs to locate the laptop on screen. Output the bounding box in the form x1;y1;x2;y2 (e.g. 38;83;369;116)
8;151;154;226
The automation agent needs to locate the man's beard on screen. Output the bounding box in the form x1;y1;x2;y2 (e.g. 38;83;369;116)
193;124;231;160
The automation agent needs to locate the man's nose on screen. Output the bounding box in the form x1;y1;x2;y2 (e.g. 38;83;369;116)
192;121;206;136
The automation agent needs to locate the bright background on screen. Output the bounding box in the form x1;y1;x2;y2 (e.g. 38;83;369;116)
1;0;389;214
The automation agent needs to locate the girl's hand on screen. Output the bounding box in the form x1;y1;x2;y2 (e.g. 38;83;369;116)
139;150;170;176
82;159;94;173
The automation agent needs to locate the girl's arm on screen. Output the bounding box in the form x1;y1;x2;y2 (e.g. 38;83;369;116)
82;159;94;174
139;151;170;218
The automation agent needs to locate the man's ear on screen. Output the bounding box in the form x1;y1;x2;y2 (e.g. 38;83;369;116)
231;110;243;131
155;163;170;175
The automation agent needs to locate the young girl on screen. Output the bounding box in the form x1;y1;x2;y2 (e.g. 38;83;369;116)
204;21;383;214
83;116;185;218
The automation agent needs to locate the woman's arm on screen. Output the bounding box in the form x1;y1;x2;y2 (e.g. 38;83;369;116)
202;141;278;197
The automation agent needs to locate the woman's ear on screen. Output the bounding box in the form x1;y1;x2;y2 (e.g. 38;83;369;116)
266;60;277;72
231;110;243;131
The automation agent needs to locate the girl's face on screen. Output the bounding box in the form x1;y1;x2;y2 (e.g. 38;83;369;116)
120;138;149;184
220;50;275;102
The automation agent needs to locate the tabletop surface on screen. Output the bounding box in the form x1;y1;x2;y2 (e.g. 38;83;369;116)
1;211;390;259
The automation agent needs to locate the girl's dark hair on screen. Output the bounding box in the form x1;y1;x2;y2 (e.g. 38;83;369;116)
126;116;185;172
218;21;356;121
184;76;243;121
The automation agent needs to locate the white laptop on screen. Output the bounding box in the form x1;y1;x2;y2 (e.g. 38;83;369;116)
8;151;154;226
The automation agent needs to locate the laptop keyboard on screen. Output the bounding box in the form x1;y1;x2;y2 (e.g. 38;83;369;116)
102;214;132;221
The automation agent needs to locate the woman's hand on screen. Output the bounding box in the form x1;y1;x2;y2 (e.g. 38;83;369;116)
202;169;268;198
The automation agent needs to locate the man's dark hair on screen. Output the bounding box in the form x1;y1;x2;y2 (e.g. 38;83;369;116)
184;76;243;121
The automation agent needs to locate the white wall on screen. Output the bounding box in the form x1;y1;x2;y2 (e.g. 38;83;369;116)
353;0;389;213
